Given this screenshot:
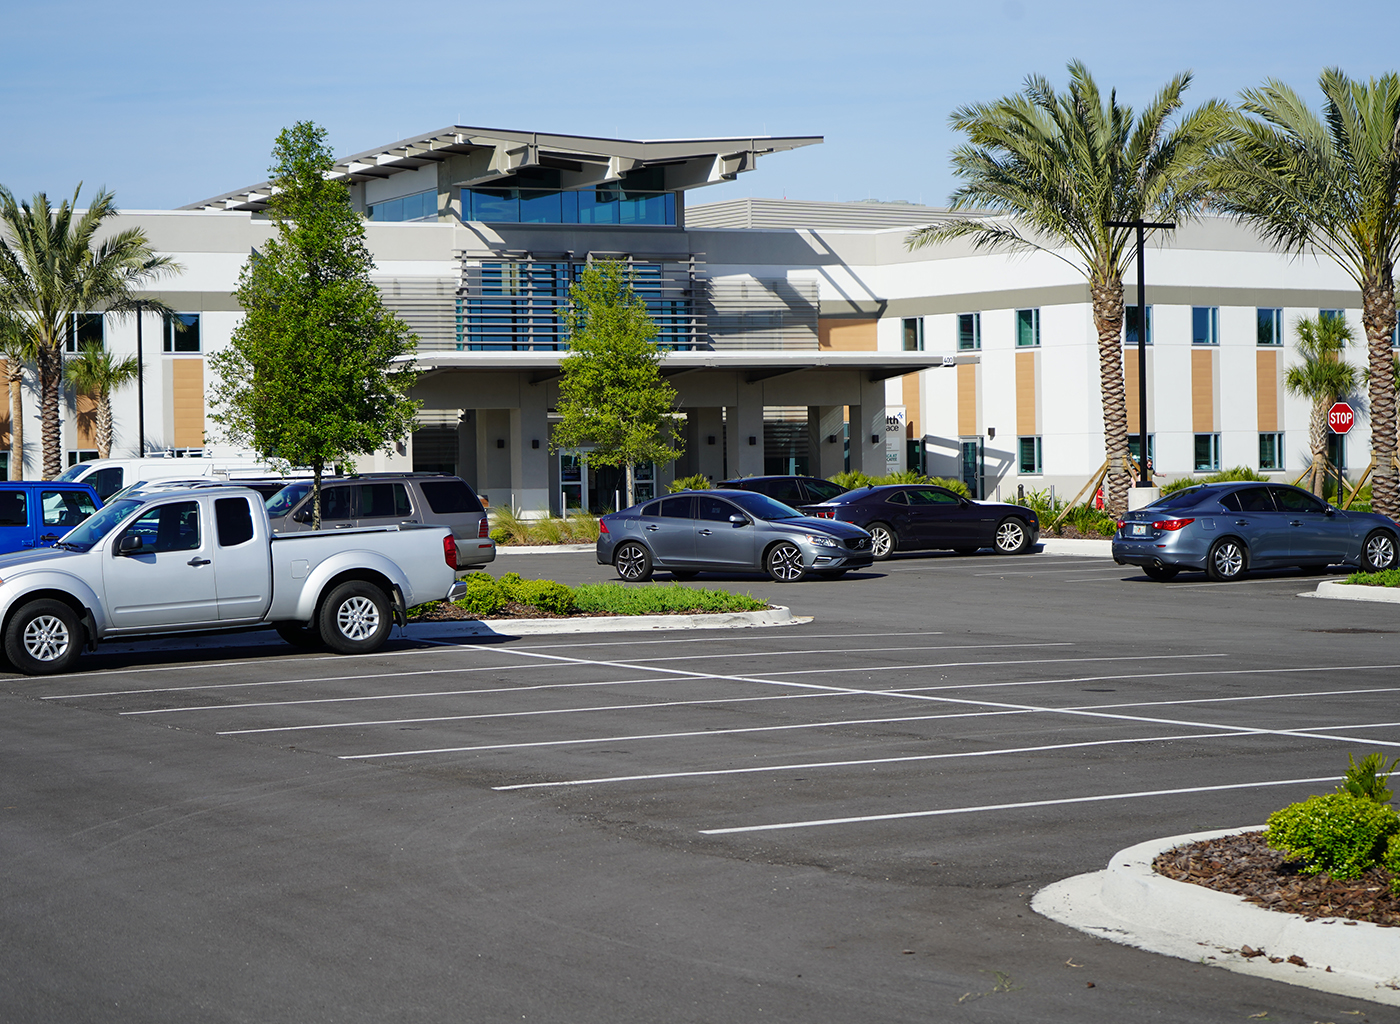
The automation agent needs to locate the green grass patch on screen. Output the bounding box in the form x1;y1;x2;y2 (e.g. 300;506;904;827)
1344;569;1400;587
571;582;767;616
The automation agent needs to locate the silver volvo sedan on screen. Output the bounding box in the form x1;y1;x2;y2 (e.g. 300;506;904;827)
597;490;873;582
1112;482;1400;581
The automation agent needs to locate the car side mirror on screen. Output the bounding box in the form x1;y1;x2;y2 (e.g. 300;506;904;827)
293;507;311;524
118;534;143;555
728;514;748;527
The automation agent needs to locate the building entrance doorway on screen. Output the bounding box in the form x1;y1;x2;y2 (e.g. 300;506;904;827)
559;450;657;513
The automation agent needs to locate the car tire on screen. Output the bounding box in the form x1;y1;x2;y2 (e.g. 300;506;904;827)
276;623;324;649
1206;538;1247;582
318;581;393;655
1143;564;1180;582
868;523;897;561
4;599;83;675
671;570;699;580
766;541;807;582
1361;530;1398;572
614;542;653;582
994;517;1033;555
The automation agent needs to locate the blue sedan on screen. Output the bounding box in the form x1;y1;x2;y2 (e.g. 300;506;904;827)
597;490;873;582
1112;482;1400;581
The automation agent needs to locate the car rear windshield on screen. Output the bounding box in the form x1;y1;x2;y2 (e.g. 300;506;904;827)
803;479;848;502
59;499;142;552
721;491;804;520
1149;486;1211;511
420;479;481;514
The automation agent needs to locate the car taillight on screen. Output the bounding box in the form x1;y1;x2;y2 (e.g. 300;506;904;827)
1115;520;1126;530
444;535;458;570
1151;518;1195;531
478;517;489;539
598;519;610;534
813;509;835;519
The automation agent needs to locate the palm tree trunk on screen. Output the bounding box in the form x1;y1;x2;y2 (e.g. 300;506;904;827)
1309;397;1329;497
1091;275;1130;515
38;345;62;481
95;393;113;459
1364;271;1398;518
7;364;20;480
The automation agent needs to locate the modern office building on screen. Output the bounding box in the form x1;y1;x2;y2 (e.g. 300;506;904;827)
8;124;1387;509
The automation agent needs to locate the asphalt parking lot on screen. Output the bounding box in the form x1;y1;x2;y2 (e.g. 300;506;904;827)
4;547;1398;1023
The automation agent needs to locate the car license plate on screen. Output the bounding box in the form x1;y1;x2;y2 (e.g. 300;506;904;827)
1130;524;1148;537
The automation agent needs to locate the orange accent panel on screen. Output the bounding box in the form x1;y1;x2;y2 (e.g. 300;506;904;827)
1192;349;1215;433
902;372;921;438
1257;350;1278;432
957;363;977;437
1123;349;1139;429
172;360;205;448
818;319;877;351
75;391;98;449
0;360;9;449
1016;351;1036;437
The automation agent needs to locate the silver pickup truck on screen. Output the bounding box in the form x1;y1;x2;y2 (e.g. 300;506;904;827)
0;485;468;674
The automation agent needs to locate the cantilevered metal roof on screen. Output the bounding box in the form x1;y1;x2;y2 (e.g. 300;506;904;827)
183;126;823;213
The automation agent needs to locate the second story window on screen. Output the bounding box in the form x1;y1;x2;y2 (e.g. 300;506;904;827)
1124;305;1152;346
1257;308;1283;346
1015;308;1040;348
164;313;201;353
957;312;981;351
367;189;437;222
1192;306;1219;345
902;317;924;352
66;313;103;353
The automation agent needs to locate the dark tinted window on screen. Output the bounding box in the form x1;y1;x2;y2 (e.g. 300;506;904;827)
642;501;660;516
266;482;313;517
905;488;959;506
1150;486;1211;510
659;496;692;518
884;491;909;505
296;486;353;522
1220;487;1275;512
0;490;26;527
1271;486;1328;513
215;497;255;546
41;489;96;527
358;483;412;519
720;491;802;520
89;467;124;501
801;479;847;503
120;501;200;553
697;496;741;522
764;480;803;505
420;479;481;514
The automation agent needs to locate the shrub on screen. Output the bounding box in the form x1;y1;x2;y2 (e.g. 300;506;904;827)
1338;751;1398;804
669;474;712;492
1346;569;1400;587
827;470;875;491
571;582;767;615
877;469;932;485
515;579;576;614
1264;792;1400;879
489;506;531;545
1065;502;1117;537
454;572;507;615
1385;834;1400;896
1163;467;1269;495
925;476;971;497
489;526;511;545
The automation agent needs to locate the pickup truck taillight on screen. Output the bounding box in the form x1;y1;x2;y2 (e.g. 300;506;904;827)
444;535;459;570
478;517;489;539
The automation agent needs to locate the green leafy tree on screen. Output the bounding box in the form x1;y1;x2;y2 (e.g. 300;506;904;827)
1284;315;1359;495
551;260;683;508
905;62;1228;515
1208;69;1400;518
65;343;141;459
0;186;177;478
208;121;419;527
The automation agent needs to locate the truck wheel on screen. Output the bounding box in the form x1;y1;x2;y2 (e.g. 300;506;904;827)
5;599;83;675
319;581;392;655
276;623;323;649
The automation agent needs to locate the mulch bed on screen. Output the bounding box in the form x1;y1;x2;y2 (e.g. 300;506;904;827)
1044;524;1112;540
1154;830;1400;927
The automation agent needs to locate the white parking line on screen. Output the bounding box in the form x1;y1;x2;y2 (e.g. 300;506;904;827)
697;776;1341;835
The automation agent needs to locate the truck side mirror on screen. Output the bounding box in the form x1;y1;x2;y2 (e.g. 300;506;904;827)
118;534;143;555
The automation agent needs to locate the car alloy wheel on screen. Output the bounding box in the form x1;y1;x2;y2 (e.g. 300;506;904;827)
614;542;653;582
994;518;1029;554
4;598;83;675
1207;539;1245;581
766;541;806;582
1363;530;1398;572
868;524;895;560
318;581;393;654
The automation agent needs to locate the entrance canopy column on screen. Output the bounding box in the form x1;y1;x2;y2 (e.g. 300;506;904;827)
849;375;887;477
725;381;764;479
510;384;551;513
807;405;845;479
687;407;725;483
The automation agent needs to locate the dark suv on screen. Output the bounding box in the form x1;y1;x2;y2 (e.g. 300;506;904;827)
265;473;495;568
717;475;850;508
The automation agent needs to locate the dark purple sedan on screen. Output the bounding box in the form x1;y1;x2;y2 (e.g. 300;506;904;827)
802;484;1039;560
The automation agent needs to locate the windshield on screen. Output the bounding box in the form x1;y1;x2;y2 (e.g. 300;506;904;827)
265;482;313;518
58;499;142;552
804;479;848;502
1148;486;1211;511
55;464;89;482
721;490;805;520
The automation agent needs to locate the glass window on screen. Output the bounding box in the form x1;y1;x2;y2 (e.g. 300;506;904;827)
1194;433;1221;472
1124;305;1152;346
1259;432;1284;471
1018;436;1042;474
1192;306;1219;345
421;479;481;514
719;490;803;520
266;482;313;518
1015;308;1040;348
119;500;200;553
905;488;960;506
957;312;981;351
696;496;741;522
0;490;26;527
658;495;692;518
1127;435;1156;467
1221;487;1276;512
368;189;437;222
1257;308;1284;346
800;479;847;503
902;317;924;352
215;497;255;546
294;486;353;522
357;483;412;519
41;489;96;528
1271;486;1328;513
67;450;99;467
1320;309;1346;323
164;313;201;353
883;490;909;505
463;187;675;227
66;313;104;353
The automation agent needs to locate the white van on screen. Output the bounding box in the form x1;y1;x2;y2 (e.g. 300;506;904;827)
54;458;311;502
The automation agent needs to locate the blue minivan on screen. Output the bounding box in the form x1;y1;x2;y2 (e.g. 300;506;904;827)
0;482;102;554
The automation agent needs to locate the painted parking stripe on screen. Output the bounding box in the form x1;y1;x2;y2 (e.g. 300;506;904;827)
697;776;1341;835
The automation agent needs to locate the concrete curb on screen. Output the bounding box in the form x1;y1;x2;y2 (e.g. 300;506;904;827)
1032;826;1400;1006
495;543;597;555
403;605;807;638
1313;580;1400;604
1038;537;1114;557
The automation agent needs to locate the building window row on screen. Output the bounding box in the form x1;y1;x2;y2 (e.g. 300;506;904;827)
59;312;201;353
367;189;437;222
461;187;676;226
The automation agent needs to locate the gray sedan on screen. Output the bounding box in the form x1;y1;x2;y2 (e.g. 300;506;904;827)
1112;482;1400;581
596;490;873;582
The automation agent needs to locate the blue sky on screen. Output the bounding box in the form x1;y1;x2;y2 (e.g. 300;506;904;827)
3;0;1399;211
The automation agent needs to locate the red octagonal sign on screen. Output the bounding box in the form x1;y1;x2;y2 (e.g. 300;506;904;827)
1329;401;1356;434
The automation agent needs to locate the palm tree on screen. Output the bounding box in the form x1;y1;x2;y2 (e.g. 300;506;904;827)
0;313;30;479
905;61;1228;514
1285;315;1359;495
1207;69;1400;518
0;186;177;478
65;343;141;459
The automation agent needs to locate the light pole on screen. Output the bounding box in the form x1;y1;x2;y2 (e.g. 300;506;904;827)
1107;219;1173;488
133;300;149;455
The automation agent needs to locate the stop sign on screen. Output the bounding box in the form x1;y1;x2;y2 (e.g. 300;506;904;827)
1329;401;1355;434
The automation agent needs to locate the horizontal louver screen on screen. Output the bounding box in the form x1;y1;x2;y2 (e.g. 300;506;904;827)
705;276;818;350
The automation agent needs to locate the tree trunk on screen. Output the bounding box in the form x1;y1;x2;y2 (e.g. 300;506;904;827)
1091;275;1130;516
625;462;635;509
1364;269;1398;518
312;462;323;530
1308;397;1329;497
7;364;21;480
95;393;113;459
37;345;62;481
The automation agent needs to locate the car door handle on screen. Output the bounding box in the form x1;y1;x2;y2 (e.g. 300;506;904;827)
645;524;659;531
698;528;713;536
335;523;354;528
1235;520;1249;526
39;534;59;542
1290;520;1303;527
188;557;211;567
401;520;418;524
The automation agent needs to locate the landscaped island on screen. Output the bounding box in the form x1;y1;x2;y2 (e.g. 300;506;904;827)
409;572;768;621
